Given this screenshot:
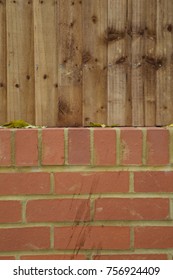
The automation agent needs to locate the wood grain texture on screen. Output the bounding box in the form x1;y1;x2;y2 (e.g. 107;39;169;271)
57;0;82;127
6;0;35;123
0;0;7;123
108;0;130;126
33;0;58;126
129;0;145;126
156;0;173;126
0;0;173;127
83;0;107;126
144;0;157;126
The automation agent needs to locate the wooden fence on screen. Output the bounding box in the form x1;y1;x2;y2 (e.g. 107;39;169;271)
0;0;173;127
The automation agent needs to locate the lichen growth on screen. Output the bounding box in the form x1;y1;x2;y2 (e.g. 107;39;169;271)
89;122;118;127
1;120;30;128
0;120;46;129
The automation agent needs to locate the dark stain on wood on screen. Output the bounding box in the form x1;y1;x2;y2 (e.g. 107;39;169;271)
43;74;48;79
58;98;70;115
116;56;127;64
70;21;75;27
138;29;145;36
167;24;172;32
85;117;90;122
105;27;125;42
146;30;156;40
82;51;91;64
171;53;173;64
92;15;97;24
127;27;145;37
145;56;165;70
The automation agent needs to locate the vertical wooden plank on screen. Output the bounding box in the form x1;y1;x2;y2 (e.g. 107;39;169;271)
129;0;145;126
6;0;35;123
83;0;107;126
144;0;157;126
156;0;173;125
57;0;82;126
33;0;58;126
0;0;7;123
108;0;131;126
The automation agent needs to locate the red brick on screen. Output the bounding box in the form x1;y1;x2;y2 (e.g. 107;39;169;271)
54;171;129;194
93;129;116;165
0;256;16;260
94;254;168;260
54;226;130;250
26;199;90;222
68;128;90;165
0;227;50;251
146;128;169;165
120;128;142;165
135;227;173;249
0;173;50;195
134;171;173;192
20;254;86;260
0;130;11;166
0;201;22;223
15;129;38;166
42;128;64;165
94;198;169;220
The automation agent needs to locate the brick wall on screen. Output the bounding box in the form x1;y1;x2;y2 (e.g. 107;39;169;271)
0;127;173;260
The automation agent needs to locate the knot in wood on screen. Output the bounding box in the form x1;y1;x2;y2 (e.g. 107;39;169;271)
92;15;97;23
167;24;172;32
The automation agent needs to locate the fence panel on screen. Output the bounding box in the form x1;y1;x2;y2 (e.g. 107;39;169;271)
0;1;6;123
156;0;173;126
0;0;173;127
130;0;145;126
83;0;107;126
107;0;130;126
33;0;58;126
6;0;35;123
144;0;157;126
57;0;83;127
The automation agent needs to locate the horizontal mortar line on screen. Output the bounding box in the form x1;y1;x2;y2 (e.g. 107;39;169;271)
1;165;173;173
84;249;173;255
135;249;173;254
1;221;173;228
91;193;173;198
90;251;173;255
0;249;131;257
0;193;173;200
0;249;172;257
17;249;100;255
0;249;90;256
0;222;91;228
